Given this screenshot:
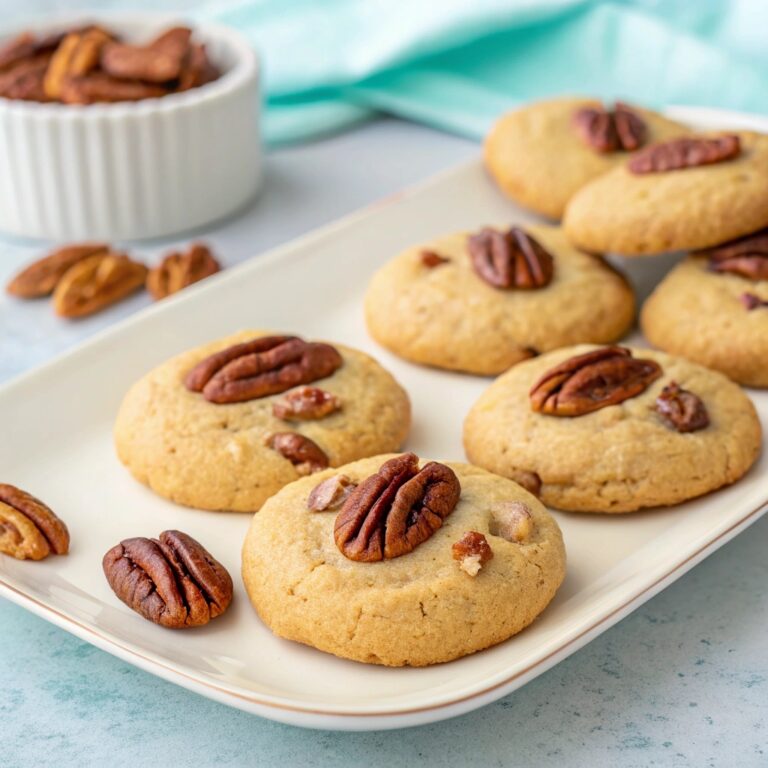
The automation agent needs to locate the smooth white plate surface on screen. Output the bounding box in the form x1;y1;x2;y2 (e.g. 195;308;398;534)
0;107;766;731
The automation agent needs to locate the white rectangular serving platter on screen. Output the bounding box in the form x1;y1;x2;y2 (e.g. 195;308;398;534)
0;107;766;732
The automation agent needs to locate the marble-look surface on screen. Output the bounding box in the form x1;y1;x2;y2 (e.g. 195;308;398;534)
1;120;766;768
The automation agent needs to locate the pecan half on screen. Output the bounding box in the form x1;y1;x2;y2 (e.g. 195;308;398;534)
741;293;768;310
101;27;191;84
468;227;554;290
530;347;662;417
185;336;343;404
52;251;147;318
307;474;356;511
572;101;646;153
177;43;219;91
0;484;69;561
334;453;461;562
272;387;341;421
628;135;740;174
654;382;709;433
267;432;328;475
6;243;109;298
102;529;233;629
420;250;450;268
59;72;168;104
700;228;768;281
0;54;51;101
43;28;111;99
146;243;221;300
452;531;493;576
489;501;533;543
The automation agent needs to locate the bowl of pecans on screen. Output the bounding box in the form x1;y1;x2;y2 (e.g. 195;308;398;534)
0;14;260;241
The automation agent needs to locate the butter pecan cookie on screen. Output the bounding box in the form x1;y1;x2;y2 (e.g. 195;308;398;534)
464;345;762;512
641;237;768;387
241;453;565;666
563;131;768;255
484;97;685;220
364;224;635;375
114;331;411;512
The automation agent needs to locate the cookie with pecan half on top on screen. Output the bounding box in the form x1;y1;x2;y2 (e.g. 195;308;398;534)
464;345;761;513
114;330;411;512
242;452;565;666
563;131;768;255
641;232;768;388
484;96;686;220
364;223;635;375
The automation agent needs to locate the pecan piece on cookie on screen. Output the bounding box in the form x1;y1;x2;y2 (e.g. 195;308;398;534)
43;27;112;99
699;228;768;281
654;381;709;433
0;484;69;561
530;347;662;417
420;250;450;268
185;336;343;404
452;531;493;576
103;529;233;629
468;226;554;290
572;101;646;153
307;474;356;511
266;432;329;476
628;134;740;174
741;292;768;310
489;501;533;543
334;453;461;562
272;387;341;421
146;242;221;300
6;243;109;298
101;26;191;84
52;251;147;318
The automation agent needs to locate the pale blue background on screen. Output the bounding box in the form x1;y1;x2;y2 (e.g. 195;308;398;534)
1;1;768;765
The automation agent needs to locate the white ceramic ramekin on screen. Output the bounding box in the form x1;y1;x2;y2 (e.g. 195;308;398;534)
0;13;261;241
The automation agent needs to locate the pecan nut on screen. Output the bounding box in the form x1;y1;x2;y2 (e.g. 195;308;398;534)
101;27;191;84
468;227;554;290
43;28;111;99
489;501;533;543
334;453;461;562
700;228;768;281
102;529;233;629
530;347;662;417
185;336;343;404
628;134;740;174
572;101;646;153
654;382;710;433
741;293;768;310
420;250;450;268
146;243;221;300
307;474;357;511
6;243;109;298
452;531;493;576
509;469;542;497
59;72;168;104
0;54;51;101
0;484;69;561
177;43;219;91
52;251;147;318
272;387;341;421
267;432;329;475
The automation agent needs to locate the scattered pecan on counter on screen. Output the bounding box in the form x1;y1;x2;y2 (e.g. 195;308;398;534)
102;529;233;629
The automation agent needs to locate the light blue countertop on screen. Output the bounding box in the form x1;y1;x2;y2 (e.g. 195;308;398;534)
1;120;766;768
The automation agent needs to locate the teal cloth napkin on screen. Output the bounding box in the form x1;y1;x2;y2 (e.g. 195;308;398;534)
197;0;768;145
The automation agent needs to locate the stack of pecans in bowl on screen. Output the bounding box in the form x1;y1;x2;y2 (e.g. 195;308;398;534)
0;24;219;104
